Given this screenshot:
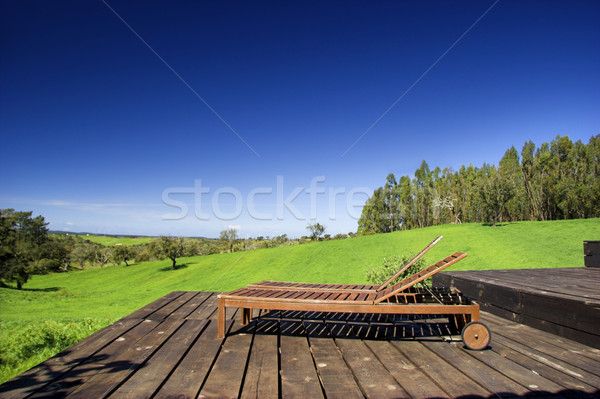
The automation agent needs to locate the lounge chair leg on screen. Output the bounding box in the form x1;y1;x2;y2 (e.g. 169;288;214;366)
242;308;252;325
218;299;226;338
471;307;479;322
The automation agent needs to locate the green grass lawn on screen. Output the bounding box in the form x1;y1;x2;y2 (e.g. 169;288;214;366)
1;218;598;383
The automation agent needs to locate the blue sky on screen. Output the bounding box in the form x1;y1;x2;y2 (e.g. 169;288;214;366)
1;0;599;238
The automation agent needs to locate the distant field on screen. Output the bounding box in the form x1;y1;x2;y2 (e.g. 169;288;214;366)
71;234;156;246
1;218;599;383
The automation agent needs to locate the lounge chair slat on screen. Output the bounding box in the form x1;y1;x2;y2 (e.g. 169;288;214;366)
315;292;332;300
319;292;334;301
247;282;379;293
296;291;313;300
346;292;359;301
289;291;306;299
226;288;247;296
256;290;282;298
338;292;351;301
310;292;324;300
324;292;340;301
335;292;349;301
254;290;276;298
307;291;322;300
280;291;300;299
273;290;292;299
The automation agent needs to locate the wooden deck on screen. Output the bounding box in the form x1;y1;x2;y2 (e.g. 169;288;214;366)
1;291;599;399
433;267;600;348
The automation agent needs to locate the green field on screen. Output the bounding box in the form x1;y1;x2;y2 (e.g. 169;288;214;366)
66;234;156;246
1;219;598;383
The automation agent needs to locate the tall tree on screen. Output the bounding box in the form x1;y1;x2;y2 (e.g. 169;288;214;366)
587;135;600;216
413;160;433;228
498;146;522;221
521;140;543;220
383;173;401;232
535;142;554;220
357;188;387;234
396;175;414;229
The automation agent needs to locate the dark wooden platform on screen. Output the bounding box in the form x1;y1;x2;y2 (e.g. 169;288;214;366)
1;291;599;399
433;268;600;349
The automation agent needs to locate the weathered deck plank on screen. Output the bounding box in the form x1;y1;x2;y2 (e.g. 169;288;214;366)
394;340;491;397
483;314;600;379
199;320;254;399
153;317;234;399
421;339;530;396
279;321;324;399
120;291;186;321
67;318;184;399
489;340;597;392
108;319;208;398
239;318;279;399
336;337;407;398
1;287;599;398
364;339;449;398
309;337;364;399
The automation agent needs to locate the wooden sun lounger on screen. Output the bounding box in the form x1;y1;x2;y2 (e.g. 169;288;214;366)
247;236;443;293
218;252;491;350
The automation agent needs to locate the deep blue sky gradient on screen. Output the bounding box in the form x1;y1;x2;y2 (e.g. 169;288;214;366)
1;1;599;237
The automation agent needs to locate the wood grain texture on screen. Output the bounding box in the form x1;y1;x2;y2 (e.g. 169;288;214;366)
2;288;599;398
433;267;600;348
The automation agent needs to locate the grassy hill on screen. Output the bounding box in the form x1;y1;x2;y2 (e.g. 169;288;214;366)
1;218;598;382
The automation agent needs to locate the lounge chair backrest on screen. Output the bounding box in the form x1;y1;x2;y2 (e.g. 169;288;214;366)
374;252;467;303
376;236;443;292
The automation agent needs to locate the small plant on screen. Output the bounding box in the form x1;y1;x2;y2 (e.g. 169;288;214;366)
366;252;431;287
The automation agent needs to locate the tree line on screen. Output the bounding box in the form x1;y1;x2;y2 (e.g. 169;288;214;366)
0;209;346;289
358;135;600;234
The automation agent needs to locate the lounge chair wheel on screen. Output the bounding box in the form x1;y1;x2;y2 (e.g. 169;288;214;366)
461;321;491;350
